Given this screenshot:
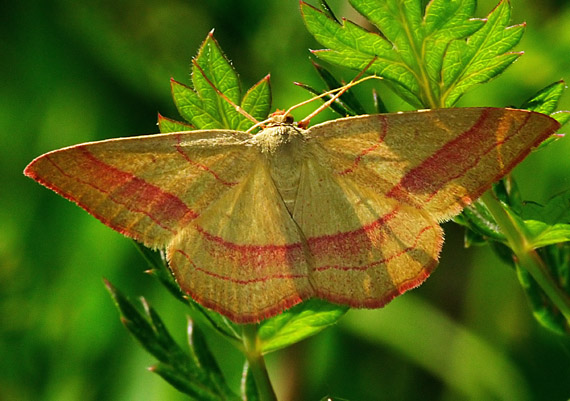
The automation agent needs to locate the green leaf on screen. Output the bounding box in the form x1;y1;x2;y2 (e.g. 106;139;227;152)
524;221;570;248
552;110;570;127
171;78;220;129
302;0;424;107
238;74;272;131
310;61;367;115
455;200;506;243
442;0;524;106
514;189;570;248
107;285;201;376
519;80;568;148
105;280;171;362
494;177;522;211
456;177;527;247
493;200;570;334
295;81;355;117
489;241;516;268
516;245;570;336
105;281;240;399
463;225;487;247
158;113;194;133
520;80;566;114
258;299;347;354
188;320;239;400
295;62;366;117
318;0;341;23
372;88;388;113
497;197;570;248
192;32;245;130
522;189;570;225
302;0;523;108
170;32;271;130
150;363;222;401
143;298;192;367
191;306;243;344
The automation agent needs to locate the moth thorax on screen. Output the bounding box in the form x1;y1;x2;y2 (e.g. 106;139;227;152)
264;130;305;214
252;125;305;154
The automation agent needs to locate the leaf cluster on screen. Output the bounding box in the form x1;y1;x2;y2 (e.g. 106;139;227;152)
457;185;570;335
105;279;239;400
301;0;524;109
161;32;271;133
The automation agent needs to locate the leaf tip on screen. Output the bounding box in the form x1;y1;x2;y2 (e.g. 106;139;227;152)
299;1;318;15
103;277;115;293
310;49;330;57
310;58;322;69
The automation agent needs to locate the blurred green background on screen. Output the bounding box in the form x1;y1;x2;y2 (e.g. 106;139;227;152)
2;0;570;400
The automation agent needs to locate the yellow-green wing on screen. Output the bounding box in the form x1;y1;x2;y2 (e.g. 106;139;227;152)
294;107;557;307
307;107;559;221
168;157;312;323
24;130;254;248
290;143;442;308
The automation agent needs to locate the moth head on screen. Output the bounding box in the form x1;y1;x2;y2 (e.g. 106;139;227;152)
268;110;295;126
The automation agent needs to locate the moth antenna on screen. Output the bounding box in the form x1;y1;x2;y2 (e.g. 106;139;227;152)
192;59;261;127
245;117;272;133
286;82;361;115
245;110;294;134
295;57;380;128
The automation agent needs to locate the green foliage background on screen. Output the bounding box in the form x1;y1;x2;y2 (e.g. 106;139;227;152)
2;0;570;400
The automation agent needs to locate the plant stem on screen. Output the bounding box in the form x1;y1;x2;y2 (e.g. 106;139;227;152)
242;324;278;401
481;191;570;321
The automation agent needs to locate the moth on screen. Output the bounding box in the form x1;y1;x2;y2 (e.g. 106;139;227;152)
24;104;559;323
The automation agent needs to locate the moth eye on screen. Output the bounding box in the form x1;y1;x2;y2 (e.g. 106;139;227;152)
283;113;294;124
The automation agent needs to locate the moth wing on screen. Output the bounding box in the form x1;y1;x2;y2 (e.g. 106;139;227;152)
307;107;559;221
24;130;255;248
291;144;442;308
168;156;312;323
